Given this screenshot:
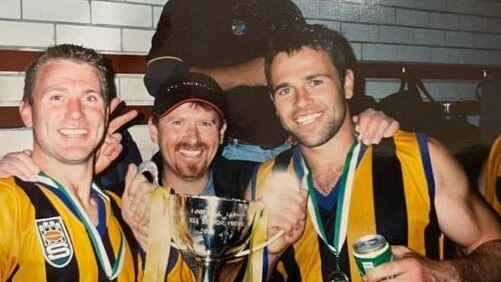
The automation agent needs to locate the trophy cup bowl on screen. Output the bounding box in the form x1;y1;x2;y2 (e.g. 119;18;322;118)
169;194;254;282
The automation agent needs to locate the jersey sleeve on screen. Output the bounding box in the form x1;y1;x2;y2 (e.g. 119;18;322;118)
0;178;30;280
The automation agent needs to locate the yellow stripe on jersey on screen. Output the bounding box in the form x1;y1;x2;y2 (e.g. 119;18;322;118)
394;131;431;255
485;135;501;215
347;144;377;281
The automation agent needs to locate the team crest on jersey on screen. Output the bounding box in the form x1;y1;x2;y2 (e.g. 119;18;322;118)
35;216;74;268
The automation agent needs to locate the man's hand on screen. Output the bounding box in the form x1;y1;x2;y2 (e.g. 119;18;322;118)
122;164;154;250
353;108;399;145
261;172;308;256
363;245;457;282
0;150;39;181
95;98;138;174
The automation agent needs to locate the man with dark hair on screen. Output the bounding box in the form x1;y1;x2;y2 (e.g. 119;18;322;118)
0;44;138;281
145;0;395;165
252;24;501;281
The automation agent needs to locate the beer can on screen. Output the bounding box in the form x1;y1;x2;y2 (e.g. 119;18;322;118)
353;234;393;275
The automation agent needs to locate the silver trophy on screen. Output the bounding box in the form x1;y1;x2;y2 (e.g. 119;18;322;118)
169;194;255;282
136;161;281;282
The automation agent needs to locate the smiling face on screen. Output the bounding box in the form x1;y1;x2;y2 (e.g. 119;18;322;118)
150;102;226;181
20;59;107;166
270;47;354;148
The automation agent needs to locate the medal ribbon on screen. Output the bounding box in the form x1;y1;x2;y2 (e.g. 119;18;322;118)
302;140;360;256
37;173;125;280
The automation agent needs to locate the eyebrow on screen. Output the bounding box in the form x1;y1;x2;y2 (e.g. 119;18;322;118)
272;73;330;94
306;73;329;80
272;82;290;94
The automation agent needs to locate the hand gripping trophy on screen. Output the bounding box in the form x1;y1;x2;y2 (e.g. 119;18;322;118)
137;161;282;282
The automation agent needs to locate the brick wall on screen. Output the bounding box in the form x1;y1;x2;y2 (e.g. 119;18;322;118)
1;0;500;158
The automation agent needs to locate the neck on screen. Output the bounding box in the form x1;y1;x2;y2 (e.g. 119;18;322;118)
33;152;95;208
300;117;355;194
161;169;210;195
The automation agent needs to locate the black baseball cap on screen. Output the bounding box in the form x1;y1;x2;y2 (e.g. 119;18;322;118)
152;72;226;118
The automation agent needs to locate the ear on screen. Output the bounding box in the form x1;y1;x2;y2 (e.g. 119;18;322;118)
148;117;159;145
219;120;227;145
343;69;355;100
19;101;33;128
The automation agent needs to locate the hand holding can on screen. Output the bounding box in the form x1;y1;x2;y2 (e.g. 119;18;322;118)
353;234;393;276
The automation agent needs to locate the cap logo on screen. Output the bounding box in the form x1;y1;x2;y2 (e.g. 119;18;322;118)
165;81;214;94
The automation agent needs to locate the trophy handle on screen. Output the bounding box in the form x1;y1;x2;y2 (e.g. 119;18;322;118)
233;229;284;257
136;160;160;187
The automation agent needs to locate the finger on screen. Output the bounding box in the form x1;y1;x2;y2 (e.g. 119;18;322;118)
138;203;151;226
369;119;389;144
0;152;40;181
268;214;295;235
134;189;152;223
13;151;40;175
268;197;306;232
383;120;400;138
123;163;138;199
391;245;411;258
107;109;138;135
265;192;307;219
101;133;123;156
108;97;121;113
130;178;154;217
0;163;29;181
364;259;403;282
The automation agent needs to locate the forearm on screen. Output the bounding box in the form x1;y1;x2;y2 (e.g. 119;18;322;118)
444;239;501;282
190;57;265;91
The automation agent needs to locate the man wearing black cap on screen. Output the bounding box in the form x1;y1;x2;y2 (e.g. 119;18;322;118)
122;72;400;280
122;72;255;280
144;72;252;199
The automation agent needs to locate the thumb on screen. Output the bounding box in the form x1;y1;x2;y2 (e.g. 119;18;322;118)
391;245;411;259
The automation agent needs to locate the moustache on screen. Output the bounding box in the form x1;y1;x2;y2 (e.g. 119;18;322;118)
175;142;209;151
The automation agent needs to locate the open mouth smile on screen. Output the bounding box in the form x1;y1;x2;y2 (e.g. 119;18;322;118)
295;112;322;125
59;128;88;138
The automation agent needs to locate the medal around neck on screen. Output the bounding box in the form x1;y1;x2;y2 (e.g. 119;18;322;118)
329;270;350;282
138;161;282;282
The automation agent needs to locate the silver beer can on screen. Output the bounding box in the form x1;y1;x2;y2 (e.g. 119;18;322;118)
353;234;393;275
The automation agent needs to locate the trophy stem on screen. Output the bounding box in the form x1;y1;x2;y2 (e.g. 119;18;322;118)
197;259;220;282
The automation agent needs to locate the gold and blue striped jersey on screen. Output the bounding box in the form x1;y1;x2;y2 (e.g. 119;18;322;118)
253;131;441;282
0;176;139;281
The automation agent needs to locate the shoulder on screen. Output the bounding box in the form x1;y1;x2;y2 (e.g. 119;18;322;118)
0;177;36;223
0;176;31;200
425;136;470;197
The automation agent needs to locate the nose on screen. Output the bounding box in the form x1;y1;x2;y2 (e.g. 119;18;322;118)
184;122;201;144
67;98;83;120
295;87;312;108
